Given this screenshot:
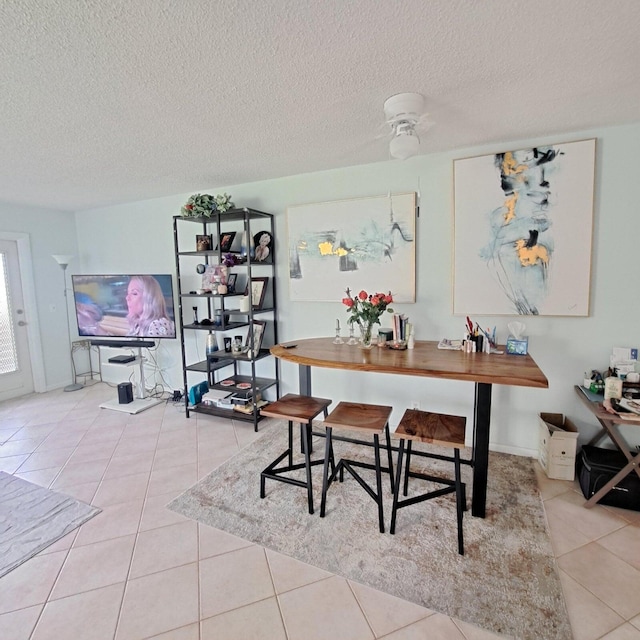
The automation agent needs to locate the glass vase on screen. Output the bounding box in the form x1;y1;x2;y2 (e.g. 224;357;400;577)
359;321;374;348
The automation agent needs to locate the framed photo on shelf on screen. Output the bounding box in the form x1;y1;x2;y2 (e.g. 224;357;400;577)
217;231;236;253
201;265;225;292
253;230;273;263
244;277;268;309
227;273;237;293
196;234;212;252
245;320;266;354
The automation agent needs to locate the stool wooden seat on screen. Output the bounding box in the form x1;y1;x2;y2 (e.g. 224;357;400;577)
390;409;467;555
320;401;394;533
260;393;332;514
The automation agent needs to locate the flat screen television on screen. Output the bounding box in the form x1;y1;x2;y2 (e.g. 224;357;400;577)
71;274;176;340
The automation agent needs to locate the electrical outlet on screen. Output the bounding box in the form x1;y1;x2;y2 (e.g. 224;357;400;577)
411;401;420;410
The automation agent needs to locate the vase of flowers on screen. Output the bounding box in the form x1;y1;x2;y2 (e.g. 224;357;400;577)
341;288;394;348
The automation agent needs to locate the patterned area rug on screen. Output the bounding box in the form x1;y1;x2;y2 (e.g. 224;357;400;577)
0;472;101;578
169;424;571;639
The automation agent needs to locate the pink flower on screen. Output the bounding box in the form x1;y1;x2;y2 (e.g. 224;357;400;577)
384;294;393;304
342;297;354;307
358;290;368;301
371;296;380;306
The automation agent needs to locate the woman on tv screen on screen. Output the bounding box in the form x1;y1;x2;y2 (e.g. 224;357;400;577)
126;276;175;337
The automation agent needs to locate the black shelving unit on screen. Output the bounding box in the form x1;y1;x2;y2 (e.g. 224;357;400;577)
173;208;279;430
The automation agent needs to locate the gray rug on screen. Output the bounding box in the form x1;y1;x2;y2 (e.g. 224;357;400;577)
0;472;101;578
168;424;571;640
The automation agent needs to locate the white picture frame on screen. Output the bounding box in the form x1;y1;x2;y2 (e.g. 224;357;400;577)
453;139;596;316
286;192;416;302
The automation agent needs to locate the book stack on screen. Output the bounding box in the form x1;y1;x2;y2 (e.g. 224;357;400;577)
233;399;270;414
392;314;410;342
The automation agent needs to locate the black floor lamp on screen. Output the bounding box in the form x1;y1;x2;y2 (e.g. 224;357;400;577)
52;254;84;392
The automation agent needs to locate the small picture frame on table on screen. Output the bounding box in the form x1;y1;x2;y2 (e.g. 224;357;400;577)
244;277;268;309
196;235;212;252
245;320;266;355
218;231;236;253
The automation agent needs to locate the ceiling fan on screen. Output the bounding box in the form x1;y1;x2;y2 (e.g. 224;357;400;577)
383;92;430;160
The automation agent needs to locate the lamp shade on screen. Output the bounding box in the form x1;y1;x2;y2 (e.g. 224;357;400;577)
52;254;74;268
389;132;420;160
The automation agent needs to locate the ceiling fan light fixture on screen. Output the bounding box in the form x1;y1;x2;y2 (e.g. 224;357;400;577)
383;92;425;160
389;129;420;160
383;93;425;124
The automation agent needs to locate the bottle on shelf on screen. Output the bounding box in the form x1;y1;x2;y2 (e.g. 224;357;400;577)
240;230;255;260
206;333;217;356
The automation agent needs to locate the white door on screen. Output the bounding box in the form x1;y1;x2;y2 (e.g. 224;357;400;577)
0;239;34;400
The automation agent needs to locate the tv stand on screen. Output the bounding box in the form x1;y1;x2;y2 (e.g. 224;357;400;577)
99;344;162;415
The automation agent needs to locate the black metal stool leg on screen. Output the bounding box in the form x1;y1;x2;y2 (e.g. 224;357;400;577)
455;447;464;555
385;423;395;494
390;439;405;534
301;419;314;514
374;434;385;533
288;421;294;466
403;439;412;496
320;427;333;518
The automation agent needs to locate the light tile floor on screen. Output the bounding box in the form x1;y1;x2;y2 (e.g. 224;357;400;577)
1;384;639;639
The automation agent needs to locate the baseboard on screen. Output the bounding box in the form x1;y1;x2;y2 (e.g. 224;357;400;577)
490;443;537;458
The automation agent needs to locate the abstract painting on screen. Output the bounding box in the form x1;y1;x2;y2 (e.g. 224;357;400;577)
453;139;595;316
287;193;416;302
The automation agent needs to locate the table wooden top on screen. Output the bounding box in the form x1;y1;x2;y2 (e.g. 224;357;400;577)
574;385;640;426
271;338;549;388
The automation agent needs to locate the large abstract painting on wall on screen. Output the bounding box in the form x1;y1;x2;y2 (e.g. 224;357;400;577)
287;193;416;302
453;138;595;316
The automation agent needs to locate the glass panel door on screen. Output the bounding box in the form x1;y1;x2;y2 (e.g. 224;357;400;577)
0;252;19;374
0;239;33;399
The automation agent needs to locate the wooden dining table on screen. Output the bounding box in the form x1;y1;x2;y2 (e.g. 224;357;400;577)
271;337;549;518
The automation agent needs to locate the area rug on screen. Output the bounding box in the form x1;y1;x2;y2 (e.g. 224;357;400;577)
0;472;101;578
168;425;571;640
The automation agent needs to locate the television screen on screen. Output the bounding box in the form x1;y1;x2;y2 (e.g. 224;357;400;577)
71;274;176;339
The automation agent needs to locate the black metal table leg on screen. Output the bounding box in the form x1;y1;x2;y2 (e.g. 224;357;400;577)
299;364;312;396
472;382;492;518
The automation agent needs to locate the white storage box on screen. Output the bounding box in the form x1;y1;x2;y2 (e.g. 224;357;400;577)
538;413;579;481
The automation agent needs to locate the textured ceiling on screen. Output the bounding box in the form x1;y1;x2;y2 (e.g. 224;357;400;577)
1;0;639;212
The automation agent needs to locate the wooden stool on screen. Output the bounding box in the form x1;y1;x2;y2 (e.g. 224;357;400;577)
260;393;332;514
390;409;467;555
320;401;394;533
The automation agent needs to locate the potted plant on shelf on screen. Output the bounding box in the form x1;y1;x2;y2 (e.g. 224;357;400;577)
181;193;235;217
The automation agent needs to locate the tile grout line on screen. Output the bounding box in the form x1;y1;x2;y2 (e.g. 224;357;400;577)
112;409;166;639
264;547;291;640
345;579;380;639
24;396;117;637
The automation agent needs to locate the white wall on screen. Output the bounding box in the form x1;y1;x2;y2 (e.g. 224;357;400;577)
74;122;640;455
0;202;79;390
